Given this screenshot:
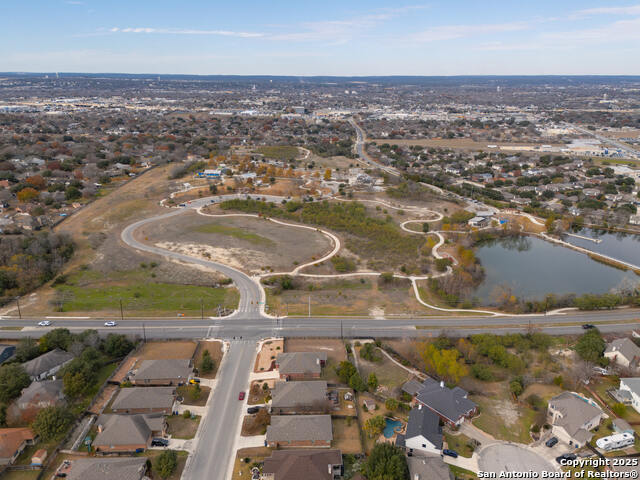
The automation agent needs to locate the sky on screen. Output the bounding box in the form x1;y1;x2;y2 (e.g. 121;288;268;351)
1;0;640;76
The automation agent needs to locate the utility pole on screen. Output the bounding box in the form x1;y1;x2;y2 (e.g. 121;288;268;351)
308;296;311;318
142;323;147;343
340;320;343;340
201;298;204;321
119;299;124;322
16;297;21;319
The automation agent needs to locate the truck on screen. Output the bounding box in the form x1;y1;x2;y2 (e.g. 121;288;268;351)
596;432;635;451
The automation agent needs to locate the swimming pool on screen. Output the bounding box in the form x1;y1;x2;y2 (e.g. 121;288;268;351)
383;418;402;438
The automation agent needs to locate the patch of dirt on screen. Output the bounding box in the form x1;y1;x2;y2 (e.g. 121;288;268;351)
494;399;520;426
254;339;283;373
138;341;197;360
284;338;347;363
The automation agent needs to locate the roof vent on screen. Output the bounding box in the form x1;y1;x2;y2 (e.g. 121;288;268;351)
440;381;445;388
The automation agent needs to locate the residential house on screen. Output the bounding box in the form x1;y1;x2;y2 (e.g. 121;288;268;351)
411;378;478;427
604;338;640;371
612;418;634;435
619;378;640;414
0;428;37;466
396;405;443;455
261;449;343;480
130;359;192;386
271;381;328;415
547;392;606;447
8;379;65;424
0;344;15;364
93;414;165;453
111;387;176;415
266;415;333;448
468;216;489;228
276;352;327;380
22;348;74;381
407;456;453;480
57;457;148;480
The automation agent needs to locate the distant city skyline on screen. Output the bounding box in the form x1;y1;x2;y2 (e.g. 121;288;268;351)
2;0;640;75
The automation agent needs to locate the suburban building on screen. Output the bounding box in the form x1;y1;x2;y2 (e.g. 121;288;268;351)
468;216;489;228
619;378;640;413
409;378;478;426
8;379;65;423
93;414;165;453
0;344;15;364
396;405;443;455
271;381;329;415
266;415;333;448
22;348;74;381
276;352;327;380
407;456;453;480
0;428;37;466
131;359;192;386
261;449;343;480
111;387;176;414
604;338;640;370
547;392;606;447
56;457;148;480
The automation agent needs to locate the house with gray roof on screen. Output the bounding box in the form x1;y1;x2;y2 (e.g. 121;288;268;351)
59;457;147;480
271;381;329;415
131;359;192;386
408;456;453;480
547;392;606;448
266;415;333;448
396;405;443;455
93;414;165;453
605;338;640;371
111;387;176;414
276;352;327;380
619;378;640;414
22;348;74;381
8;379;65;424
262;449;342;480
413;378;477;426
401;379;424;397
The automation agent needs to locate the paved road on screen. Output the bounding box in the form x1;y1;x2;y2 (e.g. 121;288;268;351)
181;340;256;480
478;444;557;474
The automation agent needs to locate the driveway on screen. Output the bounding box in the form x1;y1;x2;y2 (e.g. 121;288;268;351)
478;444;557;474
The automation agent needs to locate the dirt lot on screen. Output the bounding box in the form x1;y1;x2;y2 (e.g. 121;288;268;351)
193;340;223;379
355;345;411;395
167;414;201;439
232;447;271;479
249;379;274;405
177;385;210;407
332;417;363;454
254;339;283;373
140;210;331;275
285;338;347;384
88;384;117;415
111;355;138;384
241;412;270;436
138;341;197;360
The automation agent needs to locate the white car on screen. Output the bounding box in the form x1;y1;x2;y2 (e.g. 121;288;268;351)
104;321;117;327
37;320;52;327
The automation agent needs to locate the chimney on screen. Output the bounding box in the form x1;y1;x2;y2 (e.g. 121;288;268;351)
418;404;422;410
440;381;445;388
97;424;104;433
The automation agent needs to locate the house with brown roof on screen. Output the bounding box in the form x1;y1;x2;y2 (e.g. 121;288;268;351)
276;352;327;380
270;381;329;415
262;449;343;480
131;359;192;386
266;415;333;448
111;387;176;414
0;428;37;465
7;379;65;424
93;414;165;453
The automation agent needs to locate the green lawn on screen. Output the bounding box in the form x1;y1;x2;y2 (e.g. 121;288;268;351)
471;393;537;444
192;223;274;246
56;282;239;313
254;145;300;161
444;432;476;458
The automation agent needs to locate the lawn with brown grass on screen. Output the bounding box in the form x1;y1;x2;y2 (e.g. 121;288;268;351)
176;385;210;407
332;417;363;454
167;415;201;439
194;340;223;379
232;447;271;479
138;341;197;360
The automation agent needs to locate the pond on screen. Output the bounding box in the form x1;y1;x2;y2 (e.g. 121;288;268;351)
383;418;402;438
474;235;638;304
563;228;640;268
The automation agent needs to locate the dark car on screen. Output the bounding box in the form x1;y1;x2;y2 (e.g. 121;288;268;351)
442;449;458;458
545;437;559;448
151;438;169;447
247;406;261;414
582;324;595;330
556;453;577;464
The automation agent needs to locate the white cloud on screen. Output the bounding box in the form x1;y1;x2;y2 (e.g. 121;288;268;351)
410;22;529;42
543;17;640;43
110;27;263;38
572;4;640;18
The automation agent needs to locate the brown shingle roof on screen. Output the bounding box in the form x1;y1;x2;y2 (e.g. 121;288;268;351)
266;415;333;443
262;449;342;480
0;428;35;460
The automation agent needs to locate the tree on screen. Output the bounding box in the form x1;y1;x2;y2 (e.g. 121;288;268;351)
63;371;87;398
40;328;73;352
575;329;606;363
0;364;30;403
362;442;410;480
324;168;332;180
200;350;215;374
368;372;379;390
17;187;39;203
360;343;381;362
364;415;386;437
420;343;468;383
348;372;367;392
421;222;430;233
335;361;358;384
14;337;40;362
65;185;81;201
612;403;627;417
155;450;178;479
32;406;72;440
102;334;134;358
385;398;399;411
509;376;524;397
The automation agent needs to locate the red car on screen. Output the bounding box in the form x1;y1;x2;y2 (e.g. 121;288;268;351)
238;391;245;401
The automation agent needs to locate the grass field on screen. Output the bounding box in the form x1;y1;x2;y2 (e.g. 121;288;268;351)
255;145;300;161
232;447;272;479
194;341;223;378
140;450;188;480
55;274;238;314
192;223;274;246
444;432;475;458
471;389;537;444
332;417;363;454
177;385;211;407
138;341;197;360
167;415;201;439
355;345;411;391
